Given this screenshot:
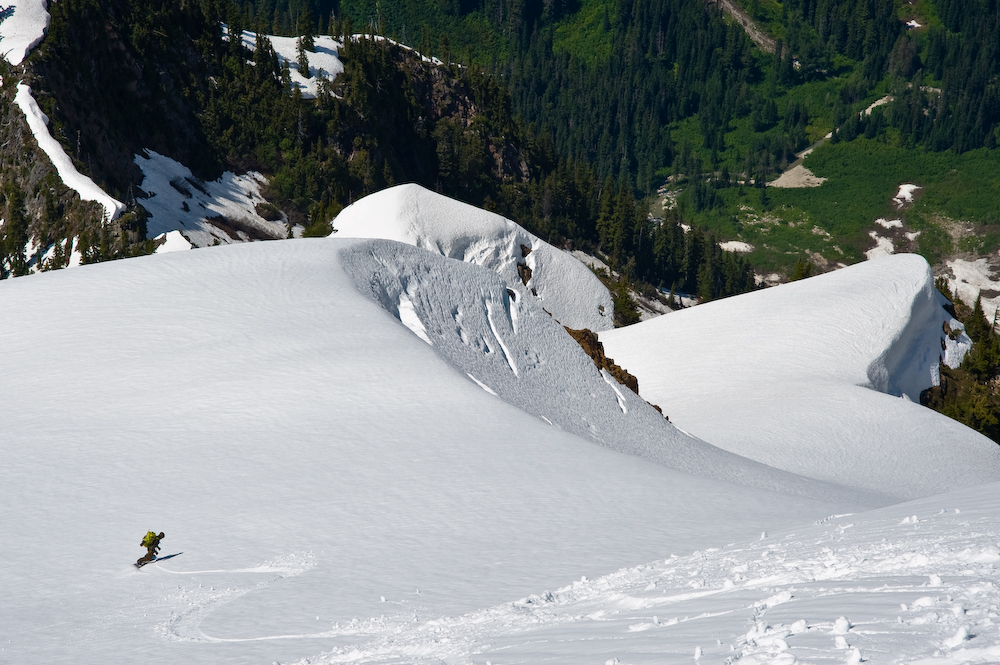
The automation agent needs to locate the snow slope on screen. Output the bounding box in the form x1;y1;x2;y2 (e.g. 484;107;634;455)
600;254;1000;501
334;183;615;331
281;480;1000;665
0;0;48;65
1;238;868;665
136;149;294;247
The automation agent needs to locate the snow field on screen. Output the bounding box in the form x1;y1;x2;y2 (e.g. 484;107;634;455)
0;238;862;665
247;480;1000;664
600;254;1000;500
0;0;49;65
136;149;295;247
333;183;615;331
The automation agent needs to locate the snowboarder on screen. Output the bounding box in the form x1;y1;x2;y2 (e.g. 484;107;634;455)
137;531;165;567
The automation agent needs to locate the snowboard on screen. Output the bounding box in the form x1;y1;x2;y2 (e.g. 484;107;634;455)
134;552;183;568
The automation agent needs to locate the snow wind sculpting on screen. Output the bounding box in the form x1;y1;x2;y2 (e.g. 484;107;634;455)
601;254;1000;500
333;183;615;331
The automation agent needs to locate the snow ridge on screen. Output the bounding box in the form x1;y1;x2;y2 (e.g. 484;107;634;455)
341;238;888;505
601;254;1000;500
333;184;615;331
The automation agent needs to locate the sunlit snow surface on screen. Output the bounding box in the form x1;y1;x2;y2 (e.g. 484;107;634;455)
601;254;1000;501
0;0;48;65
334;183;615;331
2;240;1000;664
14;84;125;221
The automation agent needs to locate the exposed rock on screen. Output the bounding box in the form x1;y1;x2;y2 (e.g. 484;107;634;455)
564;326;639;394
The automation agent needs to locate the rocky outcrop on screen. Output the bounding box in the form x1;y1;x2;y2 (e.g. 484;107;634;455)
564;327;640;394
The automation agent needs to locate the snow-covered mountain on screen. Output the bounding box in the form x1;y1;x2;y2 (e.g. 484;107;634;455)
600;254;1000;501
334;183;615;331
3;229;999;664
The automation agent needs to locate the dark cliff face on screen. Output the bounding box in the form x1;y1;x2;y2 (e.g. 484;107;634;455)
28;0;223;198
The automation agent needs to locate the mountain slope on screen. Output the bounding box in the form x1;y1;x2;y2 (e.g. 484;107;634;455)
601;254;1000;500
333;183;615;331
0;237;863;664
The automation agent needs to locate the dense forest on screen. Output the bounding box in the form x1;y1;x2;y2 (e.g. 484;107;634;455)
0;0;758;303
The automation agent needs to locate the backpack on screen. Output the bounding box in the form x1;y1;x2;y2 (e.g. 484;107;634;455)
141;531;158;548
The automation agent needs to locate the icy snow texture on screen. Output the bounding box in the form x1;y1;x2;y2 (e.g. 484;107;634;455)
601;254;1000;500
136;150;291;246
0;238;864;664
14;84;125;221
0;0;49;65
342;240;873;504
334;183;615;331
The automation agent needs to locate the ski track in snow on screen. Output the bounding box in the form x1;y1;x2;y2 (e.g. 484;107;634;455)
245;485;1000;664
146;553;318;644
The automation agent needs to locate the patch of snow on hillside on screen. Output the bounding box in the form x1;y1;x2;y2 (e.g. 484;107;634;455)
944;257;1000;324
601;254;1000;500
235;30;344;99
154;230;193;253
334;184;615;331
943;318;972;369
866;230;895;259
720;240;754;253
0;0;48;65
136;150;295;248
14;84;124;221
876;217;903;228
894;183;922;208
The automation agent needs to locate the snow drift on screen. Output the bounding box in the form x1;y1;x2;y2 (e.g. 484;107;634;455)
600;254;1000;500
333;183;615;331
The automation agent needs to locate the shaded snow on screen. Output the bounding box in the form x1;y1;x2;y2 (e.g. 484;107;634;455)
342;240;867;503
601;254;1000;500
136;150;294;247
334;183;615;331
0;0;49;65
14;84;124;221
